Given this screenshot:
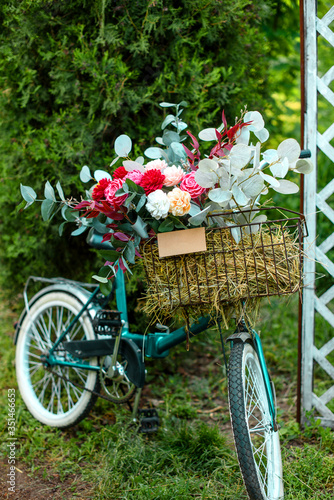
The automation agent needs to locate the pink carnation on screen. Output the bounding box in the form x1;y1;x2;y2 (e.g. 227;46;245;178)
125;170;144;184
145;159;168;171
163;165;185;187
180;172;206;198
104;178;128;209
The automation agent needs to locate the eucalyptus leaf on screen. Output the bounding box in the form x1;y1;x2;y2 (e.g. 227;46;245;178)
80;165;93;183
124;240;136;264
136;194;147;213
135;156;145;165
161;114;176;130
159;102;176;107
277;138;300;164
99;279;114;296
155;137;165;145
194;169;217;189
270;158;289;178
20;184;37;207
240;173;264;198
99;249;121;261
59;221;67;236
158;218;174;232
71;225;88;236
198;128;217;141
114;134;132;157
259;171;280;187
170;141;187;159
189;203;201;216
178;100;188;107
92;275;109;284
188;205;212;226
61;205;77;222
144;147;162;159
254;127;269;143
229;144;252;169
110;156;120;167
294;158;314;174
197;158;219;173
132;215;149;238
120;256;133;274
232;184;249;206
94;169;112;182
176;121;188;132
244;111;264;132
92;217;109;233
41;198;56;221
123;160;144;173
208;188;232;204
272;179;299;194
56;181;65;201
162;130;180;146
44;181;56;201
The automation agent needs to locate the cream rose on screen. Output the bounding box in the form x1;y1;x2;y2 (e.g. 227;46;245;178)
167;187;191;216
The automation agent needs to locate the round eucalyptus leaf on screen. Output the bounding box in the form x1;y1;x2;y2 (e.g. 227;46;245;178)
277;138;300;164
244;111;264;132
170;141;187;158
229;144;252;169
270;158;289;178
198;128;217;141
232;184;249;206
114;134;132;157
208;188;232;204
144;147;163;159
273;179;299;194
94;169;112;182
194;169;217;188
259;171;280;187
254;127;269;143
294;158;314;174
80;165;93;183
123;160;144;172
240;173;264;198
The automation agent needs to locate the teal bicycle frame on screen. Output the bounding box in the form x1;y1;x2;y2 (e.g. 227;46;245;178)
44;267;277;428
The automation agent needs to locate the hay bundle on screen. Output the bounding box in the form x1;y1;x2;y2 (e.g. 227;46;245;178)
141;221;303;323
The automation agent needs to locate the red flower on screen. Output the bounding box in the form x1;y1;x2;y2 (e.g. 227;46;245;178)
92;178;111;201
113;166;127;179
140;169;165;195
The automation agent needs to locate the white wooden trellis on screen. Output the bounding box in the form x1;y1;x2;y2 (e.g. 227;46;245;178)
301;0;334;428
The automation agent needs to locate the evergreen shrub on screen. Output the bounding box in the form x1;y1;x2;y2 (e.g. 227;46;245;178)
0;0;273;294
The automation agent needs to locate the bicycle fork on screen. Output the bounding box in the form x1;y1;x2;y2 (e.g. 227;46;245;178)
226;326;278;432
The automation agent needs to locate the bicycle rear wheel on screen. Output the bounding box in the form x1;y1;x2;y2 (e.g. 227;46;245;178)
228;342;284;500
16;291;100;428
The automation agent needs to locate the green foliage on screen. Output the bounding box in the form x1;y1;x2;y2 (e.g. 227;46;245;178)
0;0;274;292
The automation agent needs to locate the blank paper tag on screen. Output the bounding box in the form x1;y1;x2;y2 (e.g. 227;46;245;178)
157;227;207;258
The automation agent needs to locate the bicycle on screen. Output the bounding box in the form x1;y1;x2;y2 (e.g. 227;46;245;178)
14;221;293;500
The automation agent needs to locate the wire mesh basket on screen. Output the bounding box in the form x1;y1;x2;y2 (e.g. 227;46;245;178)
141;208;306;317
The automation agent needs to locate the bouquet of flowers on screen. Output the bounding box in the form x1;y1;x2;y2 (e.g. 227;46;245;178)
21;101;313;305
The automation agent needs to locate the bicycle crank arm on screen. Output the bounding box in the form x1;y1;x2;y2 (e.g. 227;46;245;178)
63;338;146;388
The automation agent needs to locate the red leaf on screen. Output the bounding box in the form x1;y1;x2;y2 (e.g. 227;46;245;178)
113;232;129;242
183;144;195;161
186;130;199;150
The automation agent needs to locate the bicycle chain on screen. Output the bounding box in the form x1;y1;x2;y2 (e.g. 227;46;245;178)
45;364;125;404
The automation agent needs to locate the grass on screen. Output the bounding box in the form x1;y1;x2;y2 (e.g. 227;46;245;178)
0;293;333;499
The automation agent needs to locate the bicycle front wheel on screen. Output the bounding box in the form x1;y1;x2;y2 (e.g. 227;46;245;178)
228;342;284;500
16;291;100;428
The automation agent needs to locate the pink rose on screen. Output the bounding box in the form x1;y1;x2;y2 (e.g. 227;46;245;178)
104;178;128;209
145;159;168;171
180;172;206;198
125;170;144;184
163;165;185;187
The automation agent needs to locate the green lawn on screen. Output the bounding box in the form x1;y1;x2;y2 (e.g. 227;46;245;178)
0;294;333;499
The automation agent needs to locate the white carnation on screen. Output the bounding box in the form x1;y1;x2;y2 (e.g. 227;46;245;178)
146;189;170;219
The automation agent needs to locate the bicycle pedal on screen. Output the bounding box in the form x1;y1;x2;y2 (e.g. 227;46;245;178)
138;409;160;434
92;310;122;335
